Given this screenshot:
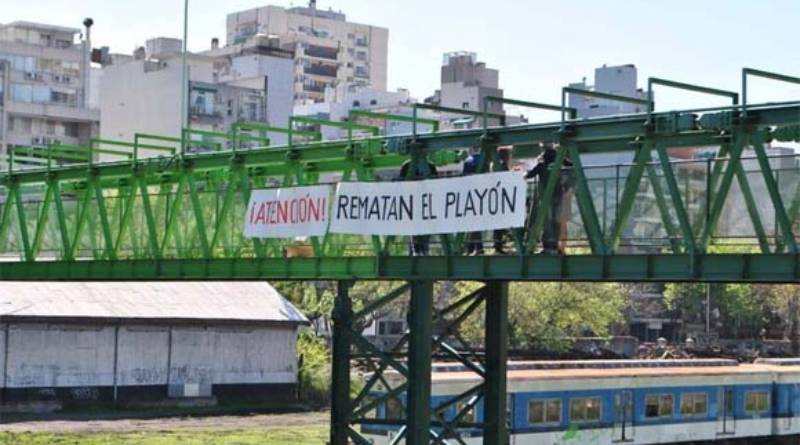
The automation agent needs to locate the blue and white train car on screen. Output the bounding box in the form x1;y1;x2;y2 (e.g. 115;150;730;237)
363;359;800;445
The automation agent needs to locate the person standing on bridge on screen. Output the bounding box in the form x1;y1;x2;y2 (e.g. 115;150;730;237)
493;146;516;254
525;143;574;255
462;147;485;255
399;157;438;256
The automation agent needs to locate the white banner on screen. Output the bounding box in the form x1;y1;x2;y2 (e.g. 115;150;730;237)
330;171;527;236
244;185;332;238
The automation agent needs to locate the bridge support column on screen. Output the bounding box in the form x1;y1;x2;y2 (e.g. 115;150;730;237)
330;280;353;445
483;281;509;445
407;280;434;444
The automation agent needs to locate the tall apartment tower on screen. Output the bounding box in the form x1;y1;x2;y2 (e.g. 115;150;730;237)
226;2;388;105
0;21;99;156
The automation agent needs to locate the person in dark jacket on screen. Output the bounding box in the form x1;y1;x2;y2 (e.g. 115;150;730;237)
462;148;484;255
493;147;514;254
399;158;438;256
525;144;573;254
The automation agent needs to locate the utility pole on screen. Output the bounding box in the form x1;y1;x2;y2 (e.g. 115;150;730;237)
82;18;93;109
179;0;189;155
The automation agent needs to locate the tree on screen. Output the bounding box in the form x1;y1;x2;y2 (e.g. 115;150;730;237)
663;283;768;339
459;282;628;352
756;284;800;355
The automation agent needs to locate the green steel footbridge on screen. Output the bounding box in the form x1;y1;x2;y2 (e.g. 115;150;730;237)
2;68;800;444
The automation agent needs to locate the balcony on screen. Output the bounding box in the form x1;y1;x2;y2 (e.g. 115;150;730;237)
303;83;327;93
6;101;98;122
304;63;338;78
305;44;338;61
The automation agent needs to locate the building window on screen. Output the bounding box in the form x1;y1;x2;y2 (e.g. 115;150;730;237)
190;88;216;116
645;394;673;418
12;117;33;133
64;122;79;138
528;399;561;425
3;54;36;72
378;320;404;336
33;85;51;103
50;89;74;105
355;35;368;46
385;397;403;420
355;51;367;61
354;65;369;78
744;391;770;413
680;393;708;417
305;44;338;60
11;83;32;102
569;397;601;423
303;78;328;93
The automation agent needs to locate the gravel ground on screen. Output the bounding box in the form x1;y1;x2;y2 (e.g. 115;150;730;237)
0;411;328;433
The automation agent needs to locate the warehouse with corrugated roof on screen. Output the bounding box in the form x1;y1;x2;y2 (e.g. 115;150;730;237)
0;281;307;411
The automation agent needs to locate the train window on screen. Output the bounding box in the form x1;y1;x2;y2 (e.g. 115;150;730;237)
744;391;770;413
645;394;673;418
528;399;561;425
680;393;708;417
386;396;404;420
569;397;602;423
456;400;476;423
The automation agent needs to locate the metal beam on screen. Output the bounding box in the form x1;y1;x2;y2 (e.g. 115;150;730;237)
406;280;433;445
330;281;352;445
483;281;508;445
0;254;798;282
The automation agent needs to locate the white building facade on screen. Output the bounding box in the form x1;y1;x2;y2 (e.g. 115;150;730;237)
100;37;294;154
0;21;99;157
568;64;649;118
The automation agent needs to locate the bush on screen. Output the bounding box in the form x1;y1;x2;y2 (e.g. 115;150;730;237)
297;331;331;408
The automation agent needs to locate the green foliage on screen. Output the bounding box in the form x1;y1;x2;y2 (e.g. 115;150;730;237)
459;282;627;352
272;281;334;332
664;282;769;338
296;331;331;407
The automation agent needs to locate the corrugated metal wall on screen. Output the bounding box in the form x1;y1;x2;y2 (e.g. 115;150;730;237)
0;322;298;389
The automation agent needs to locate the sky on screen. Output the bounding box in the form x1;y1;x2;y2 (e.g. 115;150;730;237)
3;0;800;123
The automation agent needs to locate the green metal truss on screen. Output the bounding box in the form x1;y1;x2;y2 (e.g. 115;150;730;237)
331;280;508;445
0;91;798;281
1;68;800;445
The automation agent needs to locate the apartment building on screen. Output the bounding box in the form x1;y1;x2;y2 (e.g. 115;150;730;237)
202;34;295;143
225;2;388;104
100;37;293;156
0;20;99;158
424;51;506;130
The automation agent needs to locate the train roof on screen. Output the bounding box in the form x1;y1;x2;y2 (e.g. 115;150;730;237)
427;360;800;383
